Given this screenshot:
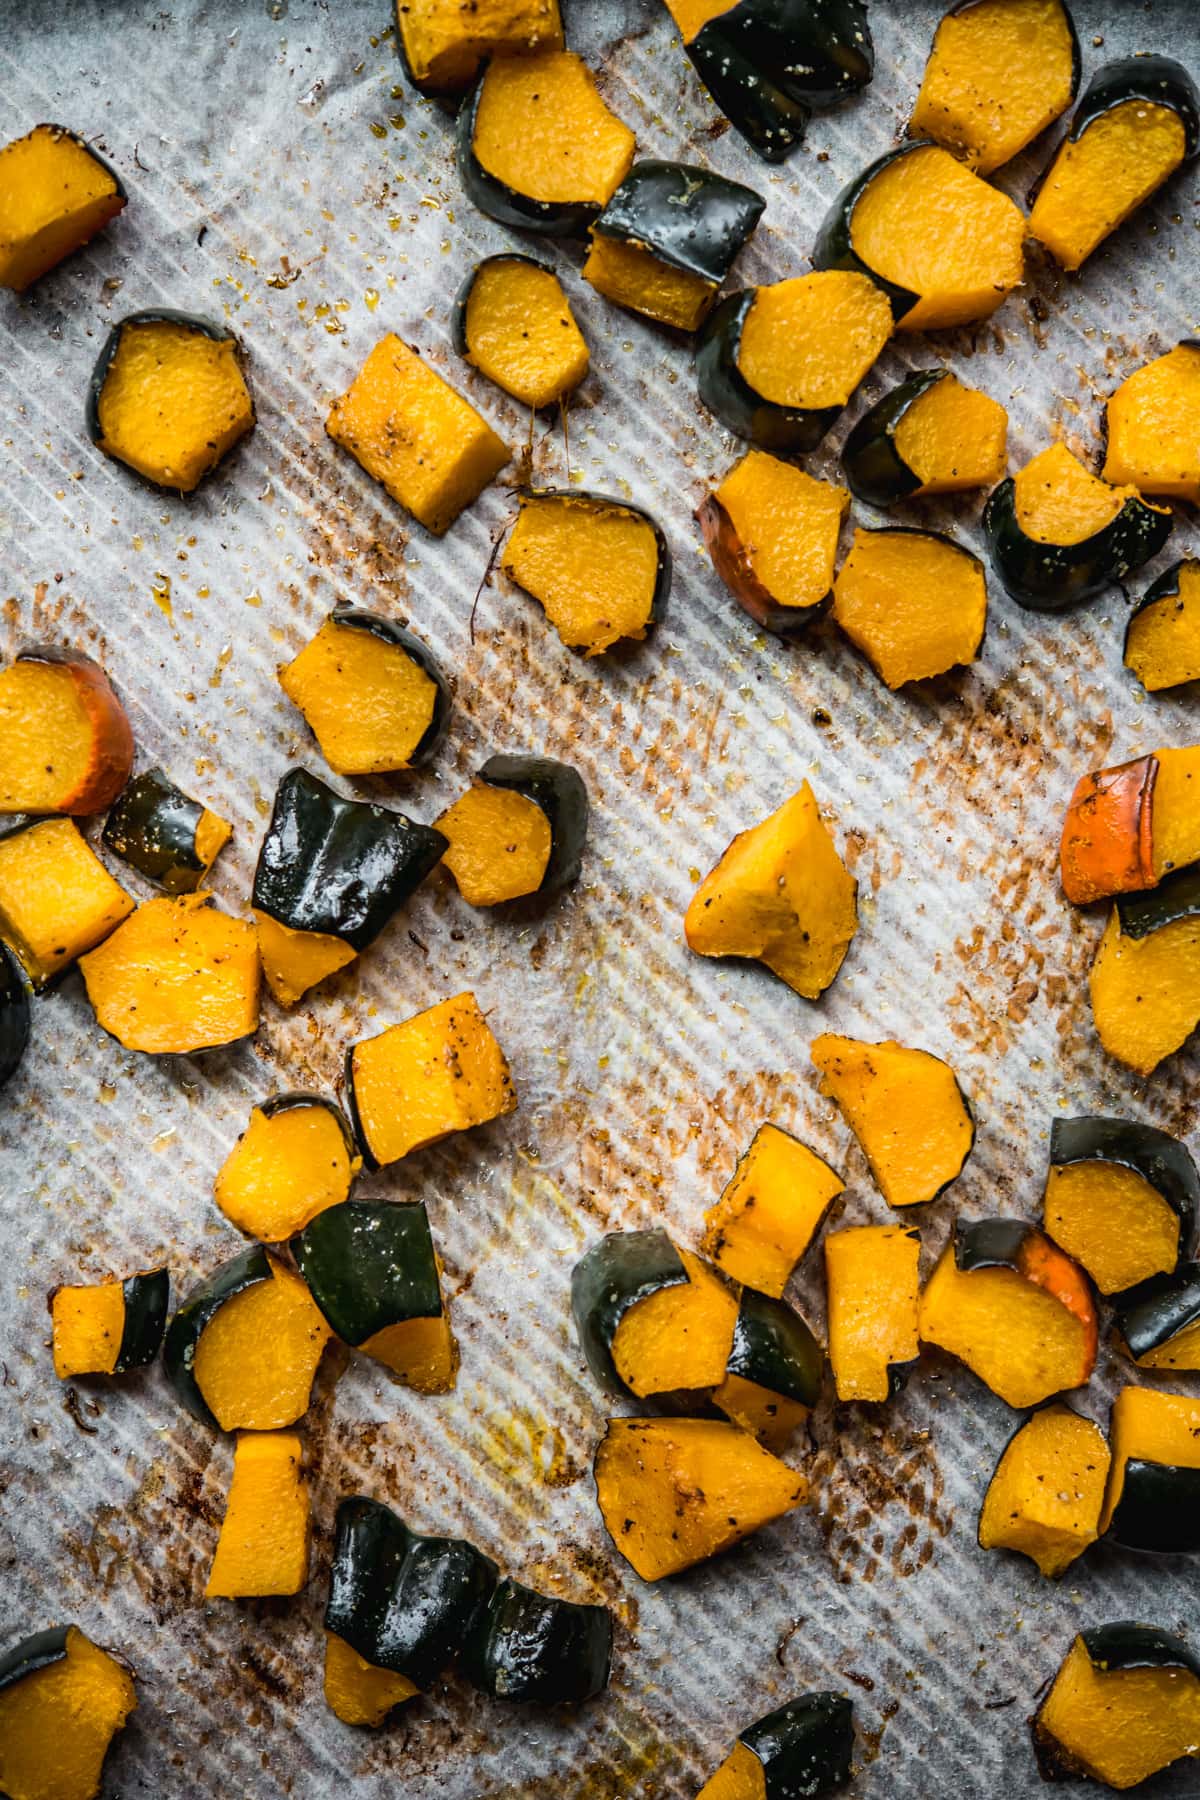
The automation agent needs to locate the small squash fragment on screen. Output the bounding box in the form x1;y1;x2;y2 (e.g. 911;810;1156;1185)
0;124;125;291
911;0;1080;174
812;1035;974;1208
252;913;357;1008
326;334;509;535
0;1625;137;1800
0;648;133;816
831;526;987;689
347;991;515;1168
278;610;450;776
1126;560;1200;692
0;818;133;989
102;767;232;895
456;255;588;407
889;373;1008;494
1116;1261;1200;1371
191;1257;332;1431
1033;1625;1200;1790
502;490;669;655
215;1094;359;1240
437;784;552;906
824;1225;921;1403
698;1694;855;1800
79;893;260;1055
978;1406;1110;1578
51;1269;168;1379
206;1429;310;1599
1088;869;1200;1077
1100;1385;1200;1553
323;1632;419;1727
396;0;563;96
685;782;858;1000
696;451;849;637
702;1123;844;1297
1104;343;1200;503
610;1248;738;1402
593;1416;807;1581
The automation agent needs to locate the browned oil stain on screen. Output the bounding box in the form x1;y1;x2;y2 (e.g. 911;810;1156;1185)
860;1698;901;1766
809;1414;952;1586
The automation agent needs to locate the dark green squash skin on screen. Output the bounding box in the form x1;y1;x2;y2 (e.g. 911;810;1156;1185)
1115;860;1200;941
324;608;451;769
512;490;672;634
740;1691;855;1799
457;76;601;236
0;1625;71;1694
811;143;926;321
981;472;1171;613
115;1267;170;1372
570;1229;690;1398
325;1495;497;1685
462;1577;612;1705
162;1245;274;1429
840;370;947;507
1115;1261;1200;1362
680;0;874;163
1031;56;1200;211
697;290;846;453
1106;1459;1200;1554
954;1218;1034;1273
252;767;447;951
1126;557;1200;683
474;754;589;897
726;1289;823;1410
451;252;558;364
1032;1623;1200;1780
590;160;765;287
102;767;221;894
0;940;31;1087
1049;1117;1198;1280
291;1197;443;1347
85;311;253;482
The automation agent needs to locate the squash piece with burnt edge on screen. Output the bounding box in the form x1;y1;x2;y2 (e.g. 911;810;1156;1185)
696;273;892;455
0;818;132;989
1061;747;1200;906
0;1625;136;1800
347;991;515;1168
831;527;988;689
437;754;587;906
215;1093;360;1240
0;943;30;1091
911;0;1080;174
977;1406;1110;1579
279;609;450;777
251;768;446;1008
464;1578;612;1704
593;1417;808;1581
702;1124;844;1298
206;1429;310;1598
50;1268;169;1379
811;1035;974;1209
395;0;562;97
1104;342;1200;503
88;311;254;492
102;767;231;894
824;1225;920;1403
457;50;635;235
1030;57;1200;270
326;335;509;535
841;370;1008;508
812;141;1025;331
697;452;849;637
571;1229;737;1407
983;441;1171;613
1126;560;1200;692
1089;866;1200;1076
663;0;874;163
1115;1262;1200;1371
583;160;764;333
0;124;125;291
919;1220;1097;1407
324;1636;419;1729
697;1693;855;1800
1043;1116;1198;1298
713;1289;823;1452
293;1197;457;1390
686;782;858;1000
164;1247;331;1431
79;893;259;1054
1100;1386;1200;1554
1034;1624;1200;1790
502;490;670;655
452;255;589;409
0;647;133;815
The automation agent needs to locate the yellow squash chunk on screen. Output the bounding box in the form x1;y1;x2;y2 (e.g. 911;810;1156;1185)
850;144;1026;330
685;782;858;1000
80;893;260;1054
610;1249;738;1399
831;526;987;689
811;1035;974;1208
1045;1161;1182;1295
206;1430;310;1598
1036;1634;1200;1790
712;1373;810;1456
471;51;635;210
1100;1385;1200;1534
361;1312;459;1392
192;1257;332;1431
594;1417;808;1581
1030;100;1188;270
323;1632;418;1727
215;1101;359;1240
891;373;1008;493
978;1406;1111;1578
701;451;850;620
1151;746;1200;879
502;493;662;655
0;819;132;988
463;257;589;406
583;232;715;333
93;317;255;492
911;0;1079;174
398;0;562;92
0;124;125;292
1104;344;1200;503
436;783;552;906
1136;1315;1200;1372
824;1225;920;1403
278;616;439;776
1126;562;1200;691
696;1742;769;1800
252;910;356;1010
50;1281;127;1379
737;273;893;408
326;334;509;536
1089;907;1200;1077
1013;440;1138;544
702;1124;844;1297
0;654;133;816
0;1626;136;1800
349;990;516;1166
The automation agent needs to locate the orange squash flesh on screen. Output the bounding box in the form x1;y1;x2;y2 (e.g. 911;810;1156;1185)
50;1281;127;1379
1127;565;1200;690
978;1406;1111;1578
79;893;261;1054
349;990;516;1166
0;654;133;815
890;374;1009;493
663;0;737;39
0;124;125;292
1060;755;1157;905
696;1742;768;1800
1036;1634;1200;1790
699;452;849;621
0;819;133;988
326;335;509;536
398;0;563;92
610;1249;738;1399
502;494;661;655
584;232;716;333
685;782;858;1000
360;1312;459;1392
436;783;552;906
1089;907;1200;1076
1013;441;1141;545
1151;747;1200;879
850;144;1026;330
205;1430;310;1599
811;1035;973;1208
1045;1161;1181;1295
252;909;356;1010
192;1257;332;1431
737;273;893;408
910;0;1079;174
1030;101;1188;270
323;1632;418;1727
464;258;588;406
830;527;988;689
94;319;255;492
702;1124;844;1298
0;1626;137;1800
278;617;439;776
1104;344;1200;503
473;51;634;210
1100;1385;1200;1535
712;1373;810;1456
824;1225;921;1403
215;1101;359;1240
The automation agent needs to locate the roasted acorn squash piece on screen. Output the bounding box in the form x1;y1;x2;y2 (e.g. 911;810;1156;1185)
812;1035;974;1207
395;0;562;96
697;451;850;637
1061;748;1200;904
697;1693;855;1800
0;124;125;292
0;1625;136;1800
571;1229;737;1404
463;1578;612;1704
702;1123;844;1298
50;1268;168;1379
102;766;231;894
1043;1116;1196;1297
1029;57;1200;270
1116;1261;1200;1371
437;755;587;906
0;818;132;990
1034;1625;1200;1790
79;892;260;1054
714;1289;823;1452
0;647;133;815
911;0;1080;174
1126;559;1200;691
502;490;670;655
824;1224;921;1403
842;369;1008;507
978;1405;1110;1579
326;334;509;534
215;1093;359;1240
0;944;30;1091
279;610;450;776
323;1633;419;1728
1100;1385;1200;1553
452;254;588;408
88;311;254;492
685;782;858;1000
1089;867;1200;1076
1104;342;1200;503
206;1429;310;1599
831;526;988;689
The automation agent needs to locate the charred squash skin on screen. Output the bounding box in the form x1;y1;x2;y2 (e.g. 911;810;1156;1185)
1032;1625;1200;1787
0;646;134;816
102;766;231;894
1115;1261;1200;1365
1126;559;1200;691
0;942;30;1091
982;466;1171;613
471;754;588;898
1102;1387;1200;1554
717;1288;823;1447
162;1246;275;1429
463;1578;612;1704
